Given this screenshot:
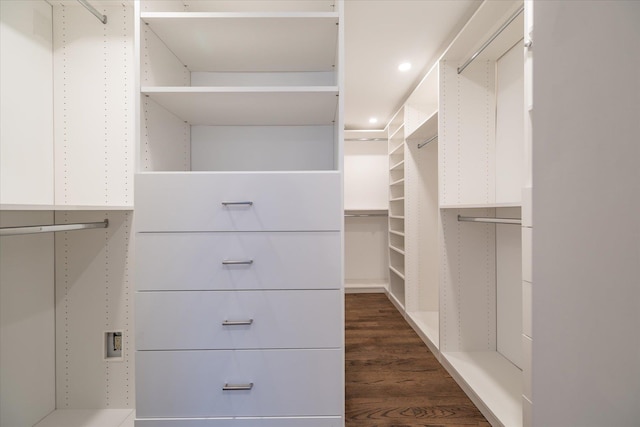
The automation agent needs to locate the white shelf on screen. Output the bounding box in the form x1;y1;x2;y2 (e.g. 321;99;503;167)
441;351;522;427
142;86;338;125
406;110;438;144
389;265;405;280
389;197;405;202
406;310;439;352
141;12;339;72
389;245;405;256
389;178;405;186
388;122;405;139
389;142;404;155
389;230;405;237
34;409;134;427
389;215;404;220
0;204;133;211
386;287;405;313
439;202;522;209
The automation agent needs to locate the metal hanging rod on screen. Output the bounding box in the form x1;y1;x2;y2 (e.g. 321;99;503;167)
0;219;109;237
345;213;388;217
77;0;107;24
457;5;524;74
458;215;521;225
418;134;438;149
344;138;388;142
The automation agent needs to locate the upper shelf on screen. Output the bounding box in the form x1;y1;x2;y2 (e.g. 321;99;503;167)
141;13;339;72
142;86;339;125
406;110;438;145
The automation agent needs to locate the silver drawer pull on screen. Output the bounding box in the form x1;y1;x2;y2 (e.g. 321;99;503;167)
222;319;253;326
221;201;253;206
223;383;253;391
222;259;254;265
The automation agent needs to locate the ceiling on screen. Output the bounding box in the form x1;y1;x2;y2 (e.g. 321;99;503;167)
344;0;481;131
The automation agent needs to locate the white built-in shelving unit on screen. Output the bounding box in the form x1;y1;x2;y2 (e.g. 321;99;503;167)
1;2;135;426
134;0;344;425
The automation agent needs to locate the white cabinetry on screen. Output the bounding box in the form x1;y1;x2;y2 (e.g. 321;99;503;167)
134;1;344;425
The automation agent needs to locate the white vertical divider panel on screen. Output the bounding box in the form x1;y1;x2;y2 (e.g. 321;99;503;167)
0;1;54;206
440;208;496;352
55;211;134;409
53;3;133;207
0;211;56;427
496;207;522;368
140;22;190;87
533;2;640;425
495;42;524;204
439;60;496;206
141;97;190;171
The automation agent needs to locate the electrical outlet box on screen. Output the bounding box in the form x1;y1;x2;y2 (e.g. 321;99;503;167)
104;331;124;361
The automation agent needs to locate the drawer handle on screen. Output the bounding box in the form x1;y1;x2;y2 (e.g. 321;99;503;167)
222;259;254;265
222;319;253;326
221;201;253;206
223;383;253;391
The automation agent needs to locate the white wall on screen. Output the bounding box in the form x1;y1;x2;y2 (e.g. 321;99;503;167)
344;140;388;210
533;1;640;425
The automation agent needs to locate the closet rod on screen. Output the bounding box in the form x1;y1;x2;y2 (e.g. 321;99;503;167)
457;215;521;225
0;219;109;237
457;5;524;74
344;138;388;142
418;134;438;149
345;213;388;217
77;0;107;24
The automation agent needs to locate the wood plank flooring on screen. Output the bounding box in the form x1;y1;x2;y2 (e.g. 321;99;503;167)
345;293;490;427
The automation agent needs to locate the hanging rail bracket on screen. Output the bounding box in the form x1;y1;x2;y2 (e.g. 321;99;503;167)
77;0;107;24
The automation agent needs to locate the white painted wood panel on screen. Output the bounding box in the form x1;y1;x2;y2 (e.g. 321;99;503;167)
0;0;54;206
533;2;640;425
344;140;388;210
140;97;190;171
522;280;532;339
191;126;335;171
0;211;56;427
140;22;190;86
55;211;134;410
34;409;134;427
136;290;341;349
496;207;522;369
192;71;335;87
135;172;341;231
344;217;388;287
136;232;340;291
495;41;524;204
141;87;338;126
53;3;133;207
135;349;342;417
141;14;338;72
141;1;336;13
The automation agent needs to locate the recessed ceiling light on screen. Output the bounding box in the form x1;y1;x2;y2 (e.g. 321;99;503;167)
369;117;378;124
398;62;412;72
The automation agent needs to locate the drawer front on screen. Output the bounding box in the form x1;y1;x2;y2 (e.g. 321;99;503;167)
135;172;341;231
136;232;341;291
135;349;343;418
135;418;342;427
136;290;341;350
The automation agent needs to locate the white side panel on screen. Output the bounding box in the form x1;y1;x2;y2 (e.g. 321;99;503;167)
140;23;189;86
135;417;341;427
53;3;133;207
136;290;342;349
344;140;388;210
533;2;640;425
0;211;55;427
0;1;54;206
142;1;336;13
136;232;341;291
136;349;343;417
495;42;524;204
191;126;334;171
440;208;496;352
496;207;523;369
141;97;190;171
191;72;335;87
55;211;134;409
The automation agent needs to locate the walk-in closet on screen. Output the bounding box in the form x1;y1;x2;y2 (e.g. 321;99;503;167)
2;1;639;427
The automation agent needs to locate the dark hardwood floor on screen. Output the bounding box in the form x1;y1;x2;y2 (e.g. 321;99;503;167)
345;293;490;427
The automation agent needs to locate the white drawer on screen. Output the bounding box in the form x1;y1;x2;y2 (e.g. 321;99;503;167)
135;349;343;418
136;232;341;291
136;290;341;350
135;172;341;231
